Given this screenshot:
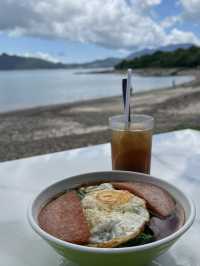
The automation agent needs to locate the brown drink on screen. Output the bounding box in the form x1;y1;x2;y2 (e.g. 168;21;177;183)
110;115;154;174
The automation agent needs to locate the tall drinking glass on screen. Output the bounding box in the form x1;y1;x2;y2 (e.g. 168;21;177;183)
109;114;154;174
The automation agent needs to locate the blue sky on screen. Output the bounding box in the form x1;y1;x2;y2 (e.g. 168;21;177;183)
0;0;199;63
0;34;124;63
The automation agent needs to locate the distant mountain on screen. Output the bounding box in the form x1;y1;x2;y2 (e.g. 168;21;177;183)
0;53;70;70
126;43;193;60
78;57;122;68
0;53;121;70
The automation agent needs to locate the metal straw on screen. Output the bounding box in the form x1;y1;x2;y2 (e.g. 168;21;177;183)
122;78;127;109
122;78;130;121
124;69;132;127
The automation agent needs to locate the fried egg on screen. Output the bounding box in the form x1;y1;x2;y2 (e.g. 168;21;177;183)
80;183;149;248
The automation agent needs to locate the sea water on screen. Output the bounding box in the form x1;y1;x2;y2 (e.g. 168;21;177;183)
0;69;193;113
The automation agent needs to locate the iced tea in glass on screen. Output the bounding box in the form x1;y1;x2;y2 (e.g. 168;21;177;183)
109;115;154;174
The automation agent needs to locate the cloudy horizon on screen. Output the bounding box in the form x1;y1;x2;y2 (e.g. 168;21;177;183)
0;0;200;63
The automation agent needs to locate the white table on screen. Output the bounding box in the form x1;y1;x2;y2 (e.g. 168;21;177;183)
0;129;199;266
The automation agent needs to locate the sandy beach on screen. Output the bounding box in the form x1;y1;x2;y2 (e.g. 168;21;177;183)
0;68;200;162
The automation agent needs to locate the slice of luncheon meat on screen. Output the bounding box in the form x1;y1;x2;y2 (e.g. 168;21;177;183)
112;182;175;218
38;191;90;244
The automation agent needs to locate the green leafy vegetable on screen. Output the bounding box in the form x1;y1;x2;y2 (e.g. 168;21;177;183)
77;190;86;199
117;228;155;247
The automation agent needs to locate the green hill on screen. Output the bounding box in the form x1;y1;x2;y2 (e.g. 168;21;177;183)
115;46;200;70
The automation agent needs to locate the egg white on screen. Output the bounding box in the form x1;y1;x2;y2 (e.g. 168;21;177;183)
81;183;149;248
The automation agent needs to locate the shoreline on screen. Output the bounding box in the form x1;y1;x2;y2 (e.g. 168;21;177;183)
0;68;200;162
75;67;200;76
0;87;187;116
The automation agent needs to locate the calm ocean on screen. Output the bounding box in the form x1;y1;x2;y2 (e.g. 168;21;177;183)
0;69;193;113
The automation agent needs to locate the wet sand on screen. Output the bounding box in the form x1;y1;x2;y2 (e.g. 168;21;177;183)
0;69;200;162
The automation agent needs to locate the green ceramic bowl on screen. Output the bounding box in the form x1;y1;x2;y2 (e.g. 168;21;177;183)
28;171;195;266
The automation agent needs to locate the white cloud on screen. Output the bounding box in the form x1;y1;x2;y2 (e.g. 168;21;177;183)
0;0;199;51
133;0;162;10
161;16;181;29
144;0;162;5
167;28;200;45
23;52;60;63
179;0;200;21
6;51;59;63
180;0;200;15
